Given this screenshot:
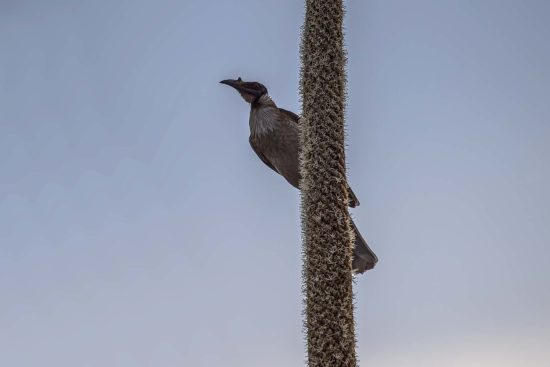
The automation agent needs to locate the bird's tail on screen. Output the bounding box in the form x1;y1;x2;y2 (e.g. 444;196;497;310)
351;219;378;274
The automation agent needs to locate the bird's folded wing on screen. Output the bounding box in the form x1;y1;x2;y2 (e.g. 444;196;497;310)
249;136;279;174
278;108;300;123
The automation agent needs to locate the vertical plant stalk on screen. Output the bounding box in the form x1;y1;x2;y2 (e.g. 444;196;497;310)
299;0;357;366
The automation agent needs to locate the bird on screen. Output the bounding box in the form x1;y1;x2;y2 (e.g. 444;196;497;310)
220;77;378;274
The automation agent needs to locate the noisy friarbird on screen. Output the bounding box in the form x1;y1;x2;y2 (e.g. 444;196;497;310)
220;77;377;274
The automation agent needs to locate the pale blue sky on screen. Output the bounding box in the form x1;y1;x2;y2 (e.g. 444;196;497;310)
1;1;549;366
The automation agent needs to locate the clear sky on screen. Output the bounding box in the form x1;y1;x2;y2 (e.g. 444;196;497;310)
1;1;549;366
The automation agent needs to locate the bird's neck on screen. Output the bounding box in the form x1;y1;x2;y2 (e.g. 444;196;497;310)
254;94;276;107
250;95;278;137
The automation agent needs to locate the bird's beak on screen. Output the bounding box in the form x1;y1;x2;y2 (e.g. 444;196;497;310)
220;78;243;90
220;79;235;86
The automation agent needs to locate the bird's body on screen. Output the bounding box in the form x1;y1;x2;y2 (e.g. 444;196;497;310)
249;95;301;189
221;78;377;274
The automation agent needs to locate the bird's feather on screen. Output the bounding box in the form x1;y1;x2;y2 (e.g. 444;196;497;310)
278;108;300;123
249;136;278;174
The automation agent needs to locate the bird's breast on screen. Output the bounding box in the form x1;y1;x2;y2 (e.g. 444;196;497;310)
249;107;281;136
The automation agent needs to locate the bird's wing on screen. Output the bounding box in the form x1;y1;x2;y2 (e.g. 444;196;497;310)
249;136;279;174
278;108;300;123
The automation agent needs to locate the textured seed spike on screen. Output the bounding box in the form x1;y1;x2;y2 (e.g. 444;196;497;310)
299;0;357;366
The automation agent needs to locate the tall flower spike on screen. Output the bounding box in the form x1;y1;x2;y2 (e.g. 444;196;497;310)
300;0;358;366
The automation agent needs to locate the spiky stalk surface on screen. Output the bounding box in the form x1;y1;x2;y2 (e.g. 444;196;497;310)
299;0;357;366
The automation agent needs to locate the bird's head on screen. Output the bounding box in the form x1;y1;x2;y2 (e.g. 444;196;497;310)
220;77;268;103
